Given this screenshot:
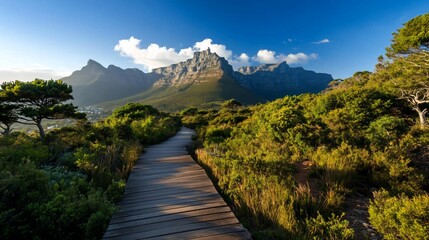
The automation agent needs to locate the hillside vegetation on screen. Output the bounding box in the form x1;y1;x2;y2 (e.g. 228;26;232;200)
183;13;429;239
0;97;180;239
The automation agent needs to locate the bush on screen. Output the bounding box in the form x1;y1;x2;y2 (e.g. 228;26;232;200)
306;212;354;240
31;176;115;240
366;116;408;150
368;190;429;240
0;133;50;169
111;103;159;119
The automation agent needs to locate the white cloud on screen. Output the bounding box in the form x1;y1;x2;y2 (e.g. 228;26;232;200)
253;50;317;64
238;53;250;63
0;67;72;83
193;38;232;59
313;38;330;44
114;37;194;71
115;36;318;71
253;49;277;63
228;53;251;69
114;37;241;71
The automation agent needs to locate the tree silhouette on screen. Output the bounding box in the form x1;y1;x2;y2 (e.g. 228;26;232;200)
1;79;85;139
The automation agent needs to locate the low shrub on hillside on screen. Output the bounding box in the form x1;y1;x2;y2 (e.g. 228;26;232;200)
369;190;429;240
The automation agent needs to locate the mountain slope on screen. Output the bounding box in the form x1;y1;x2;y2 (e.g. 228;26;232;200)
235;62;333;100
63;50;333;110
104;49;263;110
62;60;160;106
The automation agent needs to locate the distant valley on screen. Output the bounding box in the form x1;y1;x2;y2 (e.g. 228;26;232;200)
63;49;333;110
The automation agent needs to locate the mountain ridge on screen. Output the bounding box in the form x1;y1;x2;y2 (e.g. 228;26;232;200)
62;50;333;110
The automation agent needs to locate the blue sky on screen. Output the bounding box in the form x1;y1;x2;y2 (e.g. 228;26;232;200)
0;0;428;82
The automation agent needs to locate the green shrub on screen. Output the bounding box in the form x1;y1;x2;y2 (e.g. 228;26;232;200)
111;103;159;119
305;212;354;240
369;190;429;240
0;133;50;169
31;175;115;240
205;126;232;145
372;148;424;195
366;116;408;150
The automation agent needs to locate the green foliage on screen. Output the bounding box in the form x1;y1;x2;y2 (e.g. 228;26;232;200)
105;179;126;203
182;14;429;239
389;13;429;55
0;162;50;239
221;99;243;109
111;103;159;119
311;143;371;191
180;107;198;116
369;190;429;240
189;47;428;238
0;95;19;135
0;79;85;139
204;125;232;145
0;103;180;239
0;133;50;169
190;80;428;238
305;213;354;240
366;116;408;150
372;148;424;195
29;170;115;240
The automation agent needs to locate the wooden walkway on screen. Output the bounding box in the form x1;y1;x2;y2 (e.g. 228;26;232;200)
103;127;251;240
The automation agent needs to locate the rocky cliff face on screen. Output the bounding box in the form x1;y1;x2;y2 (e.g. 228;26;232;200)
235;61;333;100
237;61;291;74
152;49;233;87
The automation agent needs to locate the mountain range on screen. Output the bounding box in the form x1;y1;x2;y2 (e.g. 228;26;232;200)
63;49;333;110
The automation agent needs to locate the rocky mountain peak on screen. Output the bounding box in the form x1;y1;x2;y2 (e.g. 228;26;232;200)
235;61;333;100
152;49;233;86
85;59;105;71
107;64;123;72
238;61;290;74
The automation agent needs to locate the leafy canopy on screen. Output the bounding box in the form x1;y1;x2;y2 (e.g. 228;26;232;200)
389;13;429;55
0;79;85;138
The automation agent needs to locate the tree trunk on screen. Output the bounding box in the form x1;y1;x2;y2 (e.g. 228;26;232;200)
36;120;45;140
417;108;427;128
4;125;11;135
0;124;12;135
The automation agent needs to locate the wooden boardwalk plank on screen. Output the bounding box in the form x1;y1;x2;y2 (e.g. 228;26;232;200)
110;201;227;224
108;207;234;231
105;211;237;238
142;224;249;240
105;218;240;240
114;198;225;217
103;127;251;239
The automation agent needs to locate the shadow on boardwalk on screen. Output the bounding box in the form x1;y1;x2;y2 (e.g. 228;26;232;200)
103;127;251;240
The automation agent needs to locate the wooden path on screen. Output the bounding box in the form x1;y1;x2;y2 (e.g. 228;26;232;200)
103;127;251;240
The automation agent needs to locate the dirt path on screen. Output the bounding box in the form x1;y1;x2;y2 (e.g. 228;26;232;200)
343;194;382;240
294;160;320;198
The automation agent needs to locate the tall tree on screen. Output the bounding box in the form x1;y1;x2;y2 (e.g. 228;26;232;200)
384;13;429;127
387;13;429;56
1;79;85;139
397;52;429;128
